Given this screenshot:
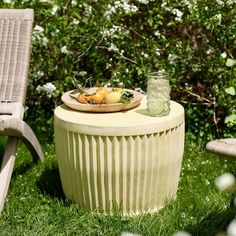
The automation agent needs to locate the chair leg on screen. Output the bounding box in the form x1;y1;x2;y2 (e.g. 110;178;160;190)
0;137;18;213
22;122;44;162
0;116;44;162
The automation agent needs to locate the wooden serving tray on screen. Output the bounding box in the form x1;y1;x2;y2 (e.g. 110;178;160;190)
61;88;144;113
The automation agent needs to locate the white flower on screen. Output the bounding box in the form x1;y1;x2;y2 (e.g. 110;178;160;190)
161;1;167;7
104;1;138;17
121;232;141;236
215;172;235;192
34;25;44;33
51;5;59;15
106;63;112;69
154;30;161;37
37;82;57;98
32;25;48;46
104;82;111;87
83;3;93;18
221;52;227;58
206;48;214;55
72;19;80;25
42;37;49;46
216;0;224;6
78;71;87;77
182;0;196;12
227;219;236;236
141;51;148;58
36;71;44;78
173;8;183;21
216;13;222;21
44;82;56;93
137;0;151;4
137;0;154;4
3;0;13;3
173;8;183;18
102;25;126;39
61;46;69;54
155;48;161;56
124;3;138;13
108;43;119;52
36;85;41;93
172;231;191;236
227;0;235;5
168;53;178;64
71;0;77;6
214;13;222;25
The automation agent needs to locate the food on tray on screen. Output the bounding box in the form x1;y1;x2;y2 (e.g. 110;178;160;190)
106;91;122;104
76;87;134;105
77;93;89;103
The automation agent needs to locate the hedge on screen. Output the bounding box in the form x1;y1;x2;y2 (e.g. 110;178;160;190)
1;0;236;141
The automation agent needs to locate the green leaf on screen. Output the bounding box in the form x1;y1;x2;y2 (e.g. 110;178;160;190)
120;91;134;104
225;114;236;125
137;68;143;76
120;97;130;105
148;18;153;26
225;86;236;95
226;58;236;67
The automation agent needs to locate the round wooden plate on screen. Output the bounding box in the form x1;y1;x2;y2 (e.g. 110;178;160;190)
61;88;144;113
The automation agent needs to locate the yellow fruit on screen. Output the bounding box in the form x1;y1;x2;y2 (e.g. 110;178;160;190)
96;87;108;97
106;91;122;104
77;93;88;103
114;87;124;93
89;92;105;104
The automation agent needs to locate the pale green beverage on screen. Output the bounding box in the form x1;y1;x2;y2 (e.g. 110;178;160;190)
147;70;170;117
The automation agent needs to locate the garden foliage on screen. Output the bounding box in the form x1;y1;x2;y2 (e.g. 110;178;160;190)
1;0;236;140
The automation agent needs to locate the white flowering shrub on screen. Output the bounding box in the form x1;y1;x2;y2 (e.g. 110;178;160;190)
1;0;236;139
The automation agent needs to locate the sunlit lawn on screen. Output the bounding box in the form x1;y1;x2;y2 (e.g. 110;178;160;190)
0;133;236;236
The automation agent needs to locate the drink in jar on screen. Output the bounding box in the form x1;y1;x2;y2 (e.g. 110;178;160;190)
147;70;170;116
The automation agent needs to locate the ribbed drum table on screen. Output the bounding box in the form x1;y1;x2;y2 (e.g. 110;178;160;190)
54;97;185;215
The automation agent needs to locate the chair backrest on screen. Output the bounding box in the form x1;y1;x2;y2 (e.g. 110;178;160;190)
0;9;33;115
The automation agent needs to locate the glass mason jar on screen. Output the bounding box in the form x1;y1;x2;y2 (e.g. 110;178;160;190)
147;70;171;117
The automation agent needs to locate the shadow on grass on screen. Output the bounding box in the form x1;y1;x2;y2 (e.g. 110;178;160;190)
185;203;236;236
0;137;7;167
0;146;4;167
12;161;35;177
36;165;65;200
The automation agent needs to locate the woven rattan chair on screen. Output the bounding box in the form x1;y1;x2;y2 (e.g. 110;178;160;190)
206;138;236;158
0;9;44;213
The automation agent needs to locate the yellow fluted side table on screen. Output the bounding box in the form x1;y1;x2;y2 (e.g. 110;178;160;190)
54;97;185;215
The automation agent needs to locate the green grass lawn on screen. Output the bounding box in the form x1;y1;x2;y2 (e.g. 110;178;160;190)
1;133;236;236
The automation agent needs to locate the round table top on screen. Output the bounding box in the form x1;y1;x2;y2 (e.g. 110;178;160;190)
54;97;184;136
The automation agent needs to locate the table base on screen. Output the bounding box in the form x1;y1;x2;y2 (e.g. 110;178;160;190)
55;121;184;215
